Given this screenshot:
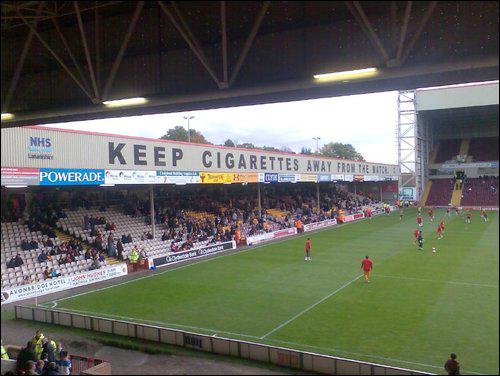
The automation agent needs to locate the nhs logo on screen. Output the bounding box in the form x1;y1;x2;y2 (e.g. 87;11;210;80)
28;137;54;160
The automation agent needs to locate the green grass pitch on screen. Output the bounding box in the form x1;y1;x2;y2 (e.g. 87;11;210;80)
42;209;499;374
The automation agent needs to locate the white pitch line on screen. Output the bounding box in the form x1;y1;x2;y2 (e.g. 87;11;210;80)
377;274;499;288
43;216;373;307
260;274;363;339
40;306;263;341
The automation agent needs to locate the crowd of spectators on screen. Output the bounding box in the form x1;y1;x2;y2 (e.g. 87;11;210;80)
2;330;71;375
3;183;378;269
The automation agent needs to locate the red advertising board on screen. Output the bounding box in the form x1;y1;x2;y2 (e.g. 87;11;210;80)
381;182;398;192
1;167;40;186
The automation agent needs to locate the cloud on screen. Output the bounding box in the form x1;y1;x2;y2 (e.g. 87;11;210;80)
38;91;398;164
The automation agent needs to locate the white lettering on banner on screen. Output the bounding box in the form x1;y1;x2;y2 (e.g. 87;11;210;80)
151;241;237;268
40;171;103;183
303;219;337;232
1;127;399;177
246;228;297;246
1;264;128;305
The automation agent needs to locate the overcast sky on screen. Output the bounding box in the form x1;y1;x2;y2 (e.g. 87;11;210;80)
39;90;399;164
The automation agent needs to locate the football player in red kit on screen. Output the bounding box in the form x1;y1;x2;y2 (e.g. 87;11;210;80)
429;207;434;222
437;223;443;239
305;238;311;261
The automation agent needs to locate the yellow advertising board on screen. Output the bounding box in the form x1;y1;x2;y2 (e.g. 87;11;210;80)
199;172;234;184
298;174;317;182
232;173;259;183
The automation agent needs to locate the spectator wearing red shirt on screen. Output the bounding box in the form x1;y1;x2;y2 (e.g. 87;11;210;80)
305;238;311;261
361;256;373;283
444;353;460;375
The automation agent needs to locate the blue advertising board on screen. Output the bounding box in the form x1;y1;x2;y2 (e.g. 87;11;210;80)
40;169;105;186
317;174;332;182
278;174;296;183
264;173;279;183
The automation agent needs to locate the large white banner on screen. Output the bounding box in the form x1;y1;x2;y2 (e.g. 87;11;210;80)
1;127;399;177
303;219;337;232
104;170;157;184
246;228;297;246
1;263;128;305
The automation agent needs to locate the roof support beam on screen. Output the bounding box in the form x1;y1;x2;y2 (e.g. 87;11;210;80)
15;9;95;102
396;1;413;62
390;1;398;53
221;1;228;87
48;4;93;97
95;2;101;92
2;2;44;113
102;1;145;100
346;1;389;62
74;1;100;102
229;1;270;87
2;2;122;30
401;1;438;64
158;1;221;88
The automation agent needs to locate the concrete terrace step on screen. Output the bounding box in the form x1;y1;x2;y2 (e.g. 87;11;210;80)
53;228;90;250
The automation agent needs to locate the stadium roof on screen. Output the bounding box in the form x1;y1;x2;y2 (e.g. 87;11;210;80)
1;1;499;127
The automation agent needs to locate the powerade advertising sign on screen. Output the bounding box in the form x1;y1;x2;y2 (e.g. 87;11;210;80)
40;169;105;186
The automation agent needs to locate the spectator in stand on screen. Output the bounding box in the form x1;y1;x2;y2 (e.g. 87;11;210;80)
139;248;148;260
107;234;116;258
83;215;89;230
50;268;61;278
43;267;51;280
44;361;60;375
84;249;92;260
1;340;9;359
21;239;31;251
35;359;45;375
38;250;48;263
89;256;101;271
14;254;24;268
25;360;38;375
94;234;103;251
56;351;72;375
17;341;37;374
161;231;169;241
7;256;17;269
116;240;124;261
41;339;55;363
127;233;133;243
129;247;139;264
29;238;39;250
32;330;45;359
98;252;106;263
